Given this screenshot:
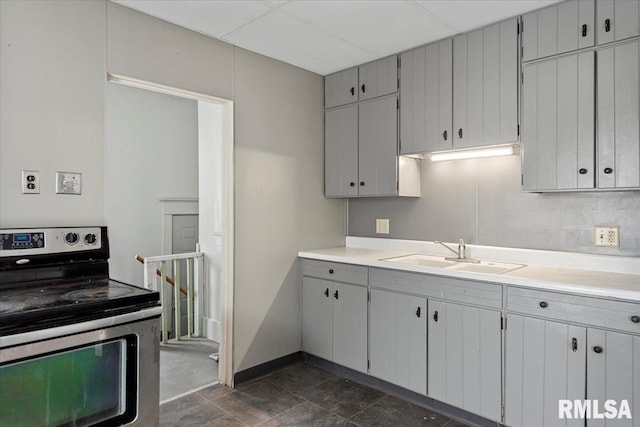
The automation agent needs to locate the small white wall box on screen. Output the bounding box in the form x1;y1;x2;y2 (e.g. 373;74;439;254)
56;172;82;195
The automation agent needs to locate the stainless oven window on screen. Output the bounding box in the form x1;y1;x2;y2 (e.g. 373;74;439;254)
0;336;137;427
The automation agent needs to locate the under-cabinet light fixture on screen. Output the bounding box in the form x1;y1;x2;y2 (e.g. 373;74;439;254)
430;145;515;162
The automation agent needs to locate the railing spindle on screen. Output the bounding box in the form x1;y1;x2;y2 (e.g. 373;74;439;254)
187;257;194;338
173;259;181;341
160;261;168;344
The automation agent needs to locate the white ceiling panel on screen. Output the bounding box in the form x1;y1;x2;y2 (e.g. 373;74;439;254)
114;0;273;38
416;0;561;33
113;0;566;75
280;1;454;57
225;9;377;75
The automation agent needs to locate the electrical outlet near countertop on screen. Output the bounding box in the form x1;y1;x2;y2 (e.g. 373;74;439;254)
376;218;389;234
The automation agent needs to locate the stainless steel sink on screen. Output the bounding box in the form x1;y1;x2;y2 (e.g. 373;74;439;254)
381;254;457;268
381;254;525;275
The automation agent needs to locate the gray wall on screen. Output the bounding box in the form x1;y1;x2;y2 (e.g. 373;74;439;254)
349;154;640;256
105;84;198;287
0;1;345;375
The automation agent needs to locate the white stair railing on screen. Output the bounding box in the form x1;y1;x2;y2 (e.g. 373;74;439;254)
141;252;204;344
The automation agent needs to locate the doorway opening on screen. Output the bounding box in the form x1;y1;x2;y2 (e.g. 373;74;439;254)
104;73;234;402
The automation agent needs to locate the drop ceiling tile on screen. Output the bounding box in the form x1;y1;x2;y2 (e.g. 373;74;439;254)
281;0;454;56
415;0;562;33
224;10;376;74
114;0;272;38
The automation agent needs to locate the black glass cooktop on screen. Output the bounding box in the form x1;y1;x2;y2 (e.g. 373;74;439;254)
0;278;159;336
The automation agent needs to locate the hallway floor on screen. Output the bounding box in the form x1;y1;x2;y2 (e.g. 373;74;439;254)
159;362;471;426
160;337;219;402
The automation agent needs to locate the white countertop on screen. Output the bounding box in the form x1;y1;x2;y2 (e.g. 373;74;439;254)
298;240;640;302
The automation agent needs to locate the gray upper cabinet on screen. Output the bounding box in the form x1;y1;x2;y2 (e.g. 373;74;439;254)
597;0;640;45
522;51;595;191
400;39;453;155
325;105;359;197
359;55;398;101
522;0;595;62
428;301;502;423
597;40;640;189
325;67;358;109
453;18;519;149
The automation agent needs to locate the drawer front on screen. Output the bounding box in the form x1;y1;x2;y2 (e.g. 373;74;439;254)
370;268;502;309
301;259;368;286
507;287;640;334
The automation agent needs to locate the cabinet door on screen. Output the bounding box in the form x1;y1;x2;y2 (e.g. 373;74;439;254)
587;329;640;427
399;40;452;155
522;51;595;191
522;0;595;62
359;55;398;101
597;41;640;189
370;289;427;394
302;277;333;361
325;105;359;197
428;301;502;422
505;315;586;427
332;282;368;373
325;67;358;108
453;19;518;149
358;95;398;197
597;0;640;46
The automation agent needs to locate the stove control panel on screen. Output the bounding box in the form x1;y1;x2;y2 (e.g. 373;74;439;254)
0;227;102;257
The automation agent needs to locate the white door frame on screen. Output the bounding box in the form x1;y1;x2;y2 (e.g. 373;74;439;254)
107;73;235;387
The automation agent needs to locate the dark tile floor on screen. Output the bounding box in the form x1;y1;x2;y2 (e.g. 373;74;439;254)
160;362;472;427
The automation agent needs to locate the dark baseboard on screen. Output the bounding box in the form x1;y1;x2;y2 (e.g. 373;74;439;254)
233;351;304;385
304;354;503;427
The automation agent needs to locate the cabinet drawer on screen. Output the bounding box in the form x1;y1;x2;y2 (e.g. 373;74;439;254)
507;287;640;334
370;268;502;309
301;259;367;286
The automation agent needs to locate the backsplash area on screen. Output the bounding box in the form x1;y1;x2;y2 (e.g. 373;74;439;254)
348;154;640;256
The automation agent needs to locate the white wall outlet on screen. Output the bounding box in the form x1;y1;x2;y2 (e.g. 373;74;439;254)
376;218;390;234
595;226;619;247
56;171;82;195
22;170;40;194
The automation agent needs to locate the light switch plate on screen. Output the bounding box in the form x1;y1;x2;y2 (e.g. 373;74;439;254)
376;218;390;234
56;172;82;195
22;170;40;194
595;226;619;247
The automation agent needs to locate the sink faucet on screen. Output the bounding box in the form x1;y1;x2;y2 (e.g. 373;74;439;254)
434;239;479;263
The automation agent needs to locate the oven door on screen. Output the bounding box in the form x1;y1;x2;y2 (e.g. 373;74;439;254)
0;315;159;427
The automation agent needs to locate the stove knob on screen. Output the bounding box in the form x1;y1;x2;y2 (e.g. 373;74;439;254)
84;233;97;245
64;232;79;245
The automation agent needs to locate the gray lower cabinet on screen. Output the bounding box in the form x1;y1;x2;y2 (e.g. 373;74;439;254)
453;18;518;149
597;0;640;46
428;300;502;422
505;315;586;427
522;51;595;191
301;276;368;373
369;289;427;394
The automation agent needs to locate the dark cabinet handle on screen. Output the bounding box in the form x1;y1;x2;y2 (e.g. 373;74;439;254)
631;315;640;323
329;269;334;274
579;168;588;175
350;87;355;96
416;307;421;318
350;182;355;187
360;181;365;186
604;167;613;174
334;290;339;300
593;346;603;354
324;288;329;297
433;310;439;322
582;24;588;37
539;301;548;308
572;337;578;352
361;84;366;93
605;18;611;33
443;130;448;141
458;128;463;139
